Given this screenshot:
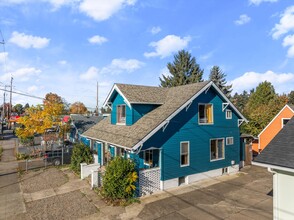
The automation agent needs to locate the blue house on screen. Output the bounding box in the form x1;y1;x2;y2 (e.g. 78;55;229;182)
82;81;247;195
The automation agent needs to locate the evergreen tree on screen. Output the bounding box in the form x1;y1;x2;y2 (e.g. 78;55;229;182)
209;66;232;96
231;91;250;115
288;91;294;105
159;50;203;87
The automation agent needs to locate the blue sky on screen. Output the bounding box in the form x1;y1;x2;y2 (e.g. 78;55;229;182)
0;0;294;110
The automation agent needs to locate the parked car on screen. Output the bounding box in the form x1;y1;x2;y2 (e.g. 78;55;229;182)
43;144;73;166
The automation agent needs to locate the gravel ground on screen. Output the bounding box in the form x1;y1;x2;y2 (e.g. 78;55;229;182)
20;167;68;193
22;190;98;220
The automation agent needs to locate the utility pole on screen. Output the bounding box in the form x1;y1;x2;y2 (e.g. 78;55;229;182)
9;77;13;120
96;82;99;116
2;85;6;121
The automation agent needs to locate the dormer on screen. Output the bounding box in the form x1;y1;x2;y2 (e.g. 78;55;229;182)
103;83;167;126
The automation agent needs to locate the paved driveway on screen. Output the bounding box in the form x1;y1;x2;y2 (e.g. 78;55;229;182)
123;166;273;220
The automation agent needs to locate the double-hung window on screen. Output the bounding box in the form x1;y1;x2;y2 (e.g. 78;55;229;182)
117;105;126;124
210;138;224;161
144;150;153;167
199;104;213;124
226;137;234;145
226;109;232;119
180;142;189;166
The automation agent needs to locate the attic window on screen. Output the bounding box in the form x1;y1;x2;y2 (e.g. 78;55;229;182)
282;118;290;128
117;105;126;124
199;104;213;124
226;109;232;119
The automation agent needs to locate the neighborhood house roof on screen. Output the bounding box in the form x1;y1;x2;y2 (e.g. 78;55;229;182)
254;117;294;170
83;81;246;150
71;115;104;134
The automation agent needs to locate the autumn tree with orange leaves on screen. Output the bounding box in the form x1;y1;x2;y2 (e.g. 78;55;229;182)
16;93;65;140
69;102;88;114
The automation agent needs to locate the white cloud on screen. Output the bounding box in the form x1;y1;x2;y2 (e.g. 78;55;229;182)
144;35;191;58
199;51;214;61
88;35;108;45
79;0;136;22
234;14;251;26
58;60;67;65
0;52;8;63
79;66;99;80
150;26;161;35
101;58;144;74
230;70;294;94
249;0;278;6
159;67;170;78
271;6;294;39
47;0;73;10
0;67;41;82
282;34;294;58
27;85;38;93
9;31;50;49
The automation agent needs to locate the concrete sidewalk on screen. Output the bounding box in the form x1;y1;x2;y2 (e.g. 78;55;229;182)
0;135;26;220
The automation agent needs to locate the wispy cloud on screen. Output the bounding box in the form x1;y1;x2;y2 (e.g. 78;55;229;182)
271;6;294;58
79;0;136;22
271;6;294;39
58;60;67;65
144;35;191;58
230;70;294;94
79;66;99;80
9;31;50;49
101;58;144;74
88;35;108;45
199;51;214;61
0;52;8;63
234;14;251;26
150;26;161;35
0;67;41;82
249;0;278;6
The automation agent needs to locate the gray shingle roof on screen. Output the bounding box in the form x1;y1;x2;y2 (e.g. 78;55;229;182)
254;117;294;169
83;81;210;149
115;83;168;104
71;115;104;134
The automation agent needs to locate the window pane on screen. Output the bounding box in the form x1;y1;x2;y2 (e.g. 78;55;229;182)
210;140;217;160
217;140;224;159
199;105;206;123
181;143;188;153
181;155;188;165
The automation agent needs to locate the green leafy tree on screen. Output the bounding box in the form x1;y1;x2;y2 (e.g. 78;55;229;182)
70;143;93;173
13;104;23;115
102;157;138;201
24;103;30;110
288;91;294;105
159;50;203;87
209;66;232;96
231;91;250;115
241;82;288;136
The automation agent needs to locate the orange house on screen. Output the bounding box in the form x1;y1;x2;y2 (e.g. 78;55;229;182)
252;104;294;153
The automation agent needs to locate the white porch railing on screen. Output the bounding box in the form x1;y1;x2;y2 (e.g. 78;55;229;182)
80;163;100;179
139;167;160;196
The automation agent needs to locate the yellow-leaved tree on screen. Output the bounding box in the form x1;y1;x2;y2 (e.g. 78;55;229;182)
16;93;65;143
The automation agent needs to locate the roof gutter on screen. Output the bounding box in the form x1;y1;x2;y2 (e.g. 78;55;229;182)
252;161;294;173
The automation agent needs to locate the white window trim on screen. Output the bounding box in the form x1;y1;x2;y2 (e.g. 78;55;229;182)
143;150;153;166
198;103;214;125
180;141;190;167
210;138;225;162
226;137;234;145
116;104;126;125
226;109;232;119
281;118;290;128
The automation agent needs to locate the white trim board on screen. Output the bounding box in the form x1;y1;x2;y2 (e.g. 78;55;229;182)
102;84;132;109
252;161;294;174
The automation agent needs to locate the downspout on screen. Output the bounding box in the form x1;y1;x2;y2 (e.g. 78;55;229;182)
268;168;278;220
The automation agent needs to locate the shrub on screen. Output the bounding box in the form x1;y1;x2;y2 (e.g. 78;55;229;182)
102;157;138;201
70;142;93;173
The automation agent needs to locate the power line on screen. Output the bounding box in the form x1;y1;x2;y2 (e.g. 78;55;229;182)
0;88;44;100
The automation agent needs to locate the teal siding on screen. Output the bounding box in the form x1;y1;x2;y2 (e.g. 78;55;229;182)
80;136;90;147
132;104;159;124
110;92;160;125
142;87;241;181
111;92;132;125
109;145;115;158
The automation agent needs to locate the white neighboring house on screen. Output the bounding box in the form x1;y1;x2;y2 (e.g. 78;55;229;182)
253;117;294;220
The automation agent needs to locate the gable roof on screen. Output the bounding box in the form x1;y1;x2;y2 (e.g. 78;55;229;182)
254;117;294;171
83;81;247;150
257;104;294;138
71;115;104;134
103;84;167;107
